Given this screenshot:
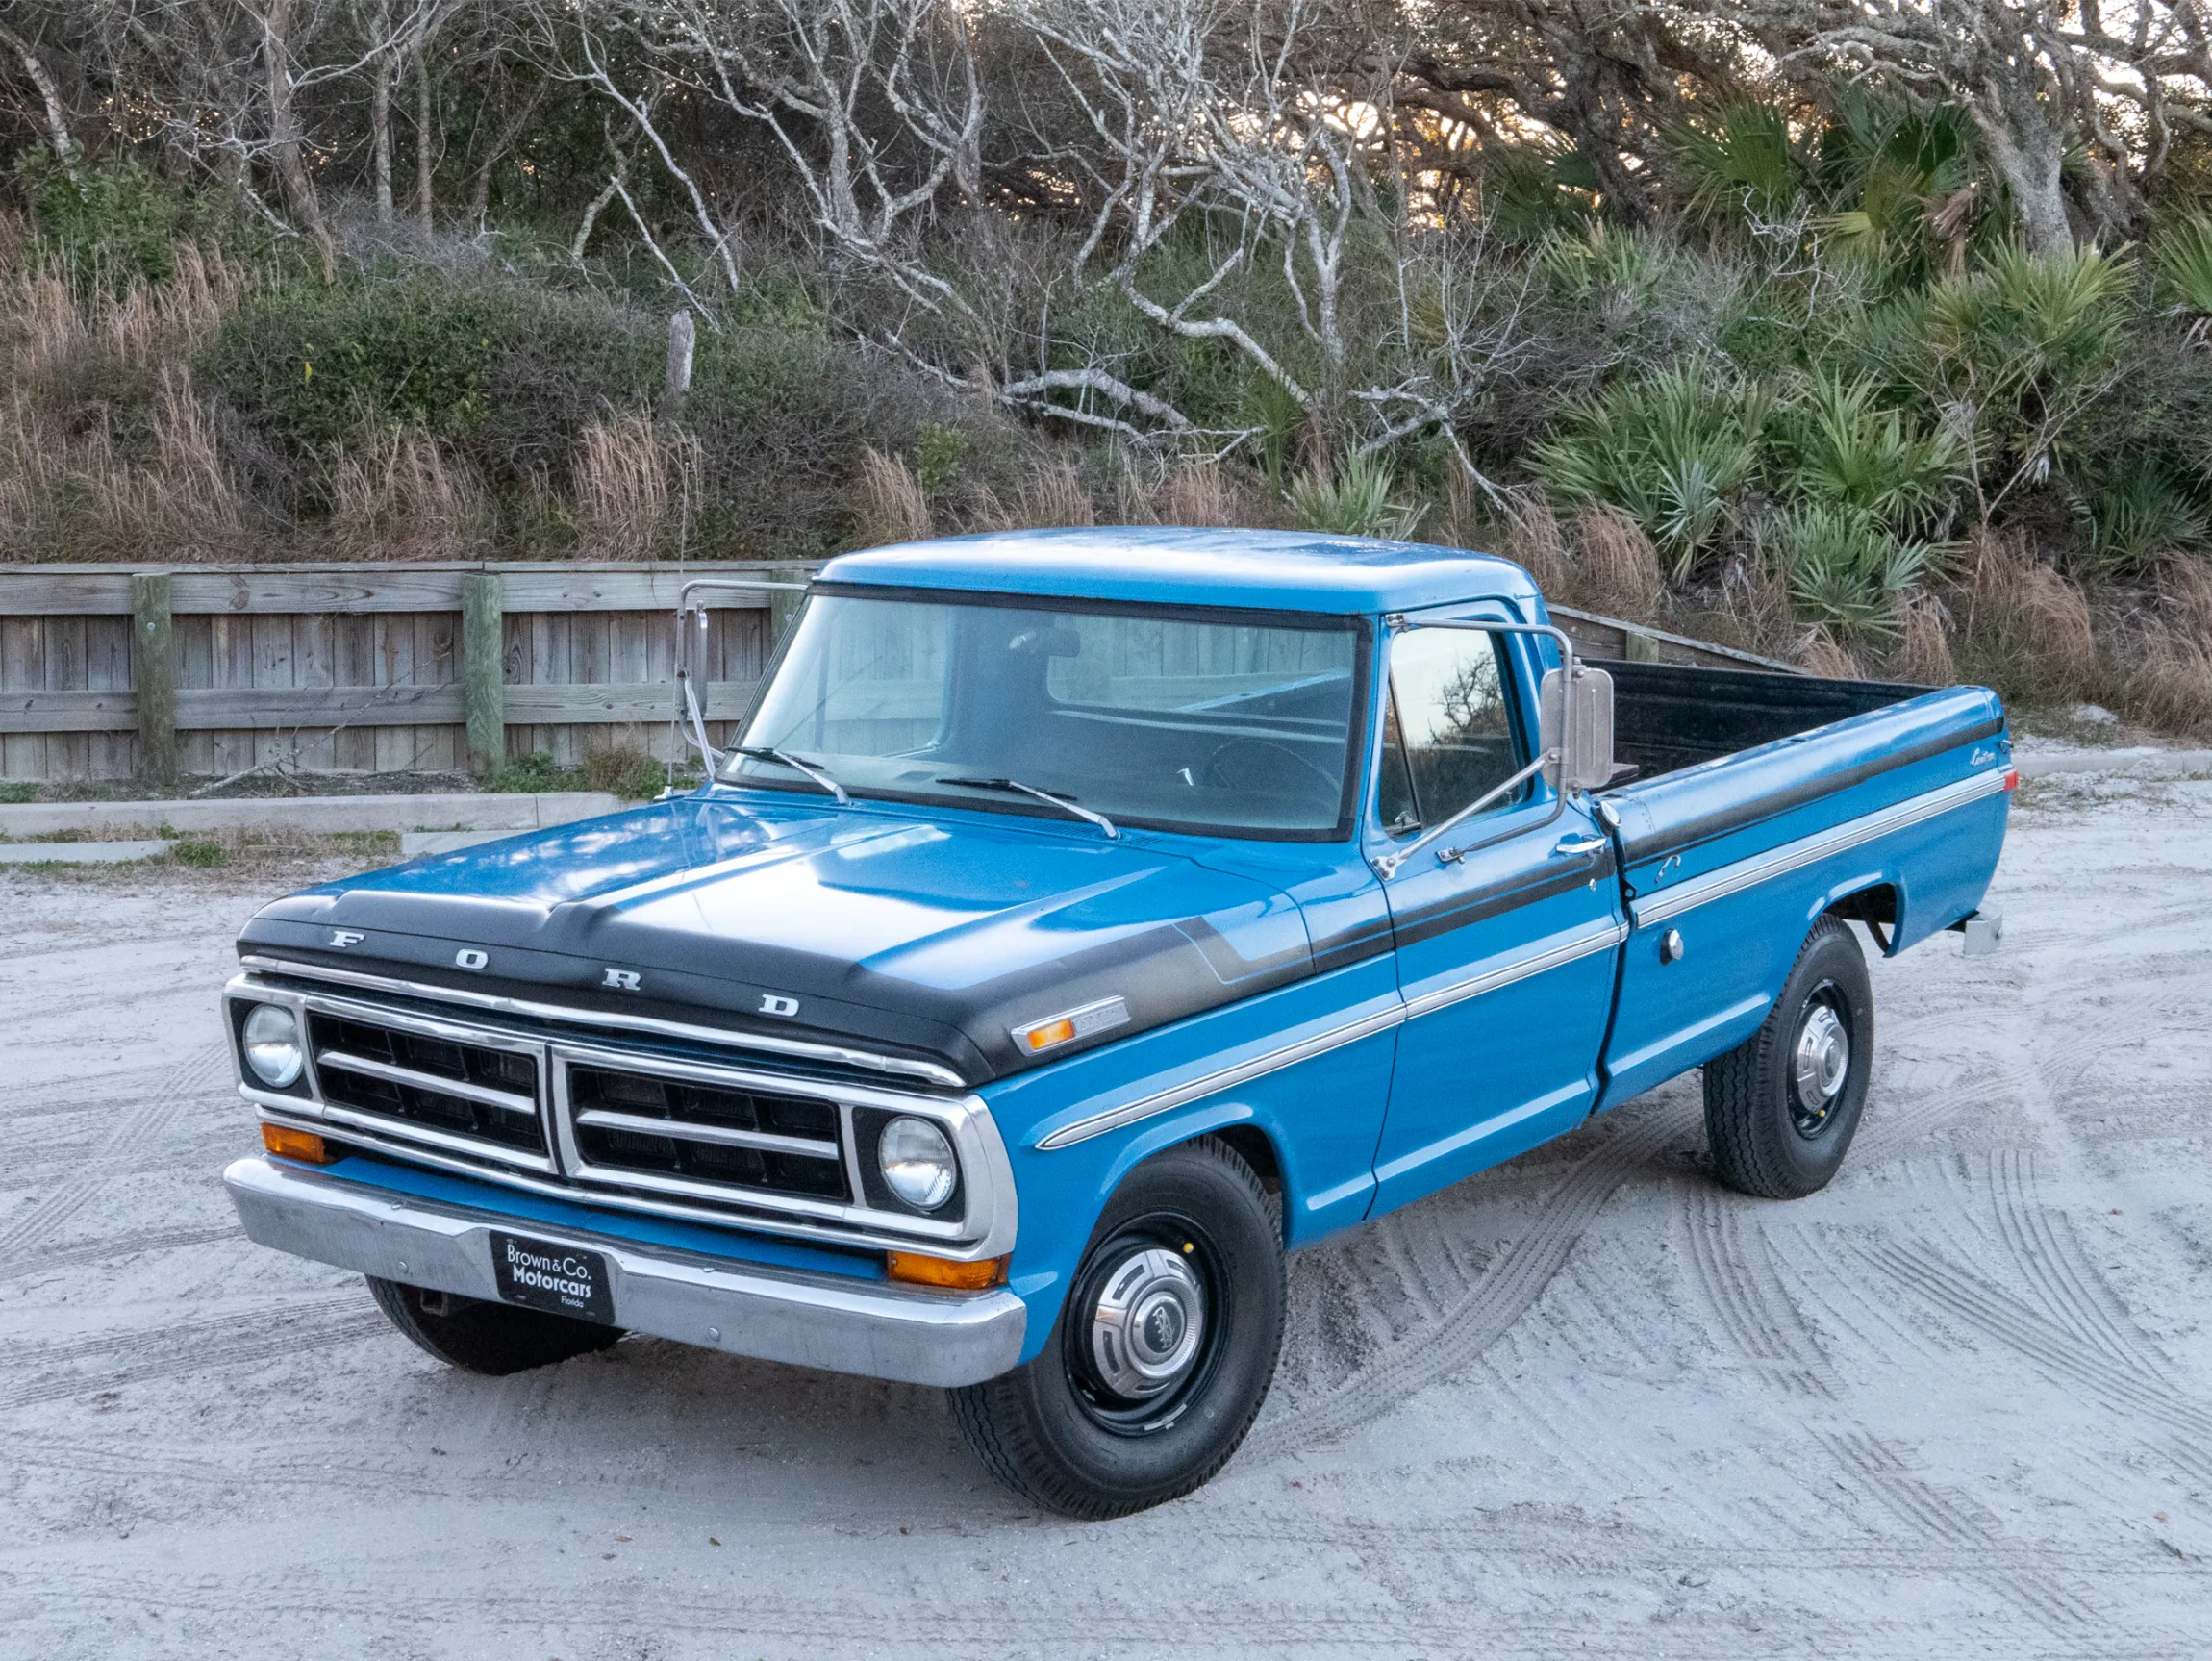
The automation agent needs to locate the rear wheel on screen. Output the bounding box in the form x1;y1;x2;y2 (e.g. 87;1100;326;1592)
366;1276;623;1375
1702;917;1873;1199
949;1137;1284;1519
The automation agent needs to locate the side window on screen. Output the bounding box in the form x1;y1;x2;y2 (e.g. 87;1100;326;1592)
1380;629;1523;831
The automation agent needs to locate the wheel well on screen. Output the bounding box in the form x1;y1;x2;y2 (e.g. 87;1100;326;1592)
1825;883;1898;950
1204;1124;1282;1200
1826;883;1897;927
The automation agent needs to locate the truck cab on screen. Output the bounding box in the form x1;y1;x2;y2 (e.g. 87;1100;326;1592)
221;529;2013;1517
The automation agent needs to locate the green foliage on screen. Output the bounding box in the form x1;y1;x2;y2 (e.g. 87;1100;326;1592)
915;423;971;494
1286;454;1424;539
2075;464;2210;576
15;151;244;289
1817;96;1981;282
1780;371;1962;529
170;838;228;868
1766;504;1938;642
1530;362;1767;576
204;274;660;488
1672;100;1807;227
2151;212;2212;324
0;783;36;804
489;751;571;793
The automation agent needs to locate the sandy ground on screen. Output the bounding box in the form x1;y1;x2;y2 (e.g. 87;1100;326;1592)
2;771;2209;1660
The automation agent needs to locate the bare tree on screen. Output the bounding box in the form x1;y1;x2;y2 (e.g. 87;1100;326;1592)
557;0;983;307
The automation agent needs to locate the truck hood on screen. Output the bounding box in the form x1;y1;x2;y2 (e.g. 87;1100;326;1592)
238;793;1313;1084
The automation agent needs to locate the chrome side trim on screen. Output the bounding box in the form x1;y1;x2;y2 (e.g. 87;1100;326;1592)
314;1051;539;1119
1400;921;1628;1022
570;1107;841;1162
1036;918;1633;1153
1036;1003;1407;1151
1630;769;2009;929
239;955;968;1090
225;1155;1025;1389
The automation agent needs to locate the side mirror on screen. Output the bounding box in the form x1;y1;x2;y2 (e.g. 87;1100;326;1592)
1539;664;1616;793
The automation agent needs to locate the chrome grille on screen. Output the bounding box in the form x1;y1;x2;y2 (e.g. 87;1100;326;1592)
565;1061;850;1200
304;1009;549;1169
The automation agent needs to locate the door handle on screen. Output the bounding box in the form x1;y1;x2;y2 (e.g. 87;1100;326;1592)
1551;833;1607;857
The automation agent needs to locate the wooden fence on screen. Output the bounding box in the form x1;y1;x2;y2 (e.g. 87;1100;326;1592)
0;562;803;785
0;560;1792;786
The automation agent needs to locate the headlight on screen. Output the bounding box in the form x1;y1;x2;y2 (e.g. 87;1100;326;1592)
878;1115;956;1211
241;1004;304;1089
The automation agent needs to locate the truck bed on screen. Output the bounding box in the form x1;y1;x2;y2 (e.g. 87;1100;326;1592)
1595;660;1930;785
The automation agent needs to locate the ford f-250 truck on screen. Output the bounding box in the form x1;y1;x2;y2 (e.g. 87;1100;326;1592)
220;528;2012;1517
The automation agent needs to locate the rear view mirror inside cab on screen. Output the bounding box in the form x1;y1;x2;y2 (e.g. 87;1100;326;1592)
1007;626;1082;657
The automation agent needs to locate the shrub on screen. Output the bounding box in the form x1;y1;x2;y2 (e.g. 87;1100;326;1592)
1287;454;1423;539
1530;362;1766;577
2151;212;2212;334
1780;371;1962;530
2075;464;2209;577
1766;503;1939;642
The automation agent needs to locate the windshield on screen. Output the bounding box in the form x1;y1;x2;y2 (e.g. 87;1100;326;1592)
729;589;1366;838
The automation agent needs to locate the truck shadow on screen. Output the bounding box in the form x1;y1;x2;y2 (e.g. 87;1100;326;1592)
391;1084;1709;1518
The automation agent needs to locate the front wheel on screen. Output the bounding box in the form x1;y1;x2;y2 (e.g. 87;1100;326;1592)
1702;916;1874;1199
949;1137;1284;1519
366;1276;623;1375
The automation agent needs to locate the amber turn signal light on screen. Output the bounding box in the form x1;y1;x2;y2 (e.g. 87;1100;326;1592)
1022;1018;1076;1052
886;1251;1008;1291
261;1123;335;1164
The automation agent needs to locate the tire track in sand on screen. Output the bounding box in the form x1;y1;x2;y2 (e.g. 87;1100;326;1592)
1246;1095;1694;1462
3;1293;384;1411
0;1041;229;1263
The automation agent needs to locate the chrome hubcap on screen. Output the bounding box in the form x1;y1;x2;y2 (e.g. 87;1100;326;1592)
1791;1002;1849;1133
1088;1246;1205;1399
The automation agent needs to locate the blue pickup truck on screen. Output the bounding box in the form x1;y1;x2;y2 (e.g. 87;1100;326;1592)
221;529;2012;1517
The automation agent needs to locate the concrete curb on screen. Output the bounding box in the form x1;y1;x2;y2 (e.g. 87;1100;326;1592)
0;791;624;838
2017;748;2212;780
0;840;175;865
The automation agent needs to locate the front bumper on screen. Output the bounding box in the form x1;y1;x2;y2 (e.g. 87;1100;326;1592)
223;1156;1027;1388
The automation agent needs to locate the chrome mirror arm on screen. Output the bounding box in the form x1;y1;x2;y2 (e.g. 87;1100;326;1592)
670;576;812;776
1374;748;1560;878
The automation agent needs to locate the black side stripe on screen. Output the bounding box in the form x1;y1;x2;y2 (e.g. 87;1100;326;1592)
1388;852;1614;950
1615;716;2005;868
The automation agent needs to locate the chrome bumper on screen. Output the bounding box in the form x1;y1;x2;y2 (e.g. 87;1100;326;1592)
223;1156;1027;1389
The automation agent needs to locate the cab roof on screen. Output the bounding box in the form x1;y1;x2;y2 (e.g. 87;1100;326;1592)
817;527;1539;617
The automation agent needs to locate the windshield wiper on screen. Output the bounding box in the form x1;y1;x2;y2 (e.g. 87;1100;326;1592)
936;776;1119;841
729;745;849;805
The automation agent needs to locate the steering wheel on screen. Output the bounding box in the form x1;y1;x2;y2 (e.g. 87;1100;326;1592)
1198;739;1342;805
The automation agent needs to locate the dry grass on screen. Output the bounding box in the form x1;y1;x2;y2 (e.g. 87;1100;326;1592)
1570;505;1663;616
328;425;490;560
2121;560;2212;734
1890;593;1958;686
972;454;1097;531
1157;458;1239;527
1497;490;1571;593
572;413;670;560
852;446;932;545
1797;629;1863;679
1953;532;2100;703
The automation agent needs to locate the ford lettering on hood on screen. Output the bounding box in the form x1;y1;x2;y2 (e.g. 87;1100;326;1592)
238;793;1312;1084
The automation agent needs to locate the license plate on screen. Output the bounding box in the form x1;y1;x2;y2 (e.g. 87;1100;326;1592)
490;1231;616;1324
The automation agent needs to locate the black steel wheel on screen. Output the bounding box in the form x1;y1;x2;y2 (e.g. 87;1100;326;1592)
366;1276;623;1375
1702;917;1874;1199
949;1137;1284;1519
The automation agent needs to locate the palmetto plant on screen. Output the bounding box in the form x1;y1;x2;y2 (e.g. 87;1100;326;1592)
2151;213;2212;340
1767;503;1940;643
1782;371;1963;531
1670;99;1808;228
1529;361;1766;578
2075;464;2210;577
1286;453;1425;540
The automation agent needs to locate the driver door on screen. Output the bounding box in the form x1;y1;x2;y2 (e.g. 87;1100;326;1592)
1368;616;1625;1214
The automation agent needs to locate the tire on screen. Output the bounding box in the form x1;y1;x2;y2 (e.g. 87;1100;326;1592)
365;1276;624;1375
1702;916;1874;1200
949;1136;1285;1520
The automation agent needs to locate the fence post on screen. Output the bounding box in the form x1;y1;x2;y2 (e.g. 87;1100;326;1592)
130;571;177;788
768;565;809;649
461;571;505;779
1623;628;1662;664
